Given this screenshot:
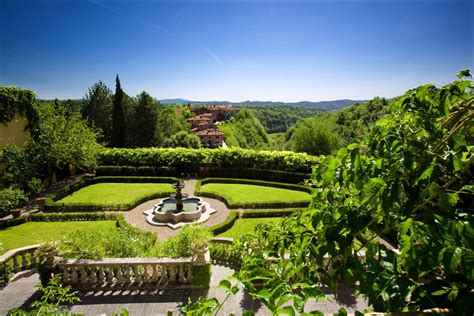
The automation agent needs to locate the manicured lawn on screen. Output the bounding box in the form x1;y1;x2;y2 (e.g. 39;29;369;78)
58;183;173;205
218;217;282;239
199;183;310;207
0;221;116;254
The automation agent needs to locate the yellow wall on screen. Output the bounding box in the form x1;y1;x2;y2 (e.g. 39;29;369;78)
0;113;30;147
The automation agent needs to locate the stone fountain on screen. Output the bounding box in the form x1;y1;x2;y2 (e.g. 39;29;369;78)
144;179;216;229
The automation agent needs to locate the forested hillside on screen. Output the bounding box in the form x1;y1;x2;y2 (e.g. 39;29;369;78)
285;97;391;155
218;109;273;149
245;105;322;133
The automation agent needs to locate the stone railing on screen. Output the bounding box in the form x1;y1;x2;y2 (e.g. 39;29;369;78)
0;244;40;274
56;251;210;290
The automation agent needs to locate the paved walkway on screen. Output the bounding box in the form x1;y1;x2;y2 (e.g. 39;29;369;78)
122;179;230;241
0;266;368;316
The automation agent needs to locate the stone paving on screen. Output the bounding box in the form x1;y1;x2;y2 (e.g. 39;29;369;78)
122;179;230;241
0;266;369;316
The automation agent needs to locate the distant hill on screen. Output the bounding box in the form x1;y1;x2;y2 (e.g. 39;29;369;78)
160;99;365;111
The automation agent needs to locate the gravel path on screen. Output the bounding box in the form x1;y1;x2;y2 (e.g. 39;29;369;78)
122;179;230;241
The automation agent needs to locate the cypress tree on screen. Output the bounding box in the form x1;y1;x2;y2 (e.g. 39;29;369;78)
112;74;126;147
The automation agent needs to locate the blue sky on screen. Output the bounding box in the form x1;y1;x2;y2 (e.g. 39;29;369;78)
1;0;473;102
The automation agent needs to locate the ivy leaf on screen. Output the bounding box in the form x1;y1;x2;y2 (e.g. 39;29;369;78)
276;305;296;316
449;247;462;272
361;178;386;205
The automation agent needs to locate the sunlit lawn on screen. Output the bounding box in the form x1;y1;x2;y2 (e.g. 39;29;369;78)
58;183;173;205
0;221;116;254
217;217;282;239
199;183;310;206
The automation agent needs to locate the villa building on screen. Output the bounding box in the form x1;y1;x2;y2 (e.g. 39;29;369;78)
187;113;213;131
194;128;224;147
191;105;239;122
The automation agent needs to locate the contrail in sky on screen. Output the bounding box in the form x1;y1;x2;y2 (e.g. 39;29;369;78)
88;0;222;65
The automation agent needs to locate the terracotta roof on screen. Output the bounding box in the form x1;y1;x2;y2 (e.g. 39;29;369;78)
194;129;224;136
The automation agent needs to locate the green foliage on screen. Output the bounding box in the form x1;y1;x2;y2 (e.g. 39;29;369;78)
240;208;298;218
207;211;238;235
59;224;156;259
158;225;212;258
29;101;103;175
0;260;12;287
112;74;126;147
217;217;283;239
0;86;39;136
0;212;121;230
129;91;159;147
244;105;323;133
191;264;211;288
0;187;28;216
163;131;201;148
219;109;273;149
98;147;320;174
288;117;344;155
83;80;113;144
228;74;474;314
209;243;242;267
9;274;80;315
96;165;177;177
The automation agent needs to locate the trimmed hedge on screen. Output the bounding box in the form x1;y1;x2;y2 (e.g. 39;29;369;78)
198;167;308;184
207;211;238;236
191;264;211;288
240;209;301;218
44;176;177;212
197;178;312;194
0;212;120;229
195;178;311;209
96;165;178;177
98;147;321;174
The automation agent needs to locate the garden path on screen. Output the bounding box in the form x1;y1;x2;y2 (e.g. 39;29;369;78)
121;179;231;242
0;266;369;315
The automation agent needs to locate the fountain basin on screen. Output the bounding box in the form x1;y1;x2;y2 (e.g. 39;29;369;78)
153;197;203;223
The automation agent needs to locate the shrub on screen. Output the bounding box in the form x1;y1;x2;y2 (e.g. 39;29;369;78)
209;243;241;267
0;187;28;216
196;178;311;193
191;264;211;288
97;147;321;174
207;212;238;236
0;212;121;229
158;225;212;258
240;209;300;218
96;165;178;177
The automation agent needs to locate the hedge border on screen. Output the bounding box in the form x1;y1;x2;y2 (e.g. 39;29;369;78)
44;176;177;212
207;211;238;236
0;212;121;229
240;209;300;218
195;178;311;209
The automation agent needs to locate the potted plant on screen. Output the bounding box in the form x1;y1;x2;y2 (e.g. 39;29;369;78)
0;187;28;218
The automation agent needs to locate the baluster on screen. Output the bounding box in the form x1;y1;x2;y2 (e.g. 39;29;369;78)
63;267;70;284
152;265;158;284
116;266;123;284
186;265;193;283
80;266;87;284
142;264;149;283
30;250;37;267
90;267;97;285
21;253;28;270
12;256;20;273
169;265;177;283
98;267;105;285
133;265;140;284
71;267;78;284
107;267;114;285
178;265;185;283
125;265;131;285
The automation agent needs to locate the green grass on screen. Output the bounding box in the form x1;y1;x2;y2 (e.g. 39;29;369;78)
0;221;116;254
199;183;310;207
58;183;173;205
217;217;282;239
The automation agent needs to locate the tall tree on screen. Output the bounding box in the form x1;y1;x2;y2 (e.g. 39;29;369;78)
130;91;158;147
111;75;126;147
83;81;113;144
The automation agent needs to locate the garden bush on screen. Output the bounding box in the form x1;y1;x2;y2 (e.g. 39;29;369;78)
196;178;311;193
0;187;28;217
96;165;178;177
207;211;238;236
98;147;321;174
0;212;120;229
157;224;212;258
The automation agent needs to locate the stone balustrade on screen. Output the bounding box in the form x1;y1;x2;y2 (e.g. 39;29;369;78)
0;244;40;275
57;252;209;290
